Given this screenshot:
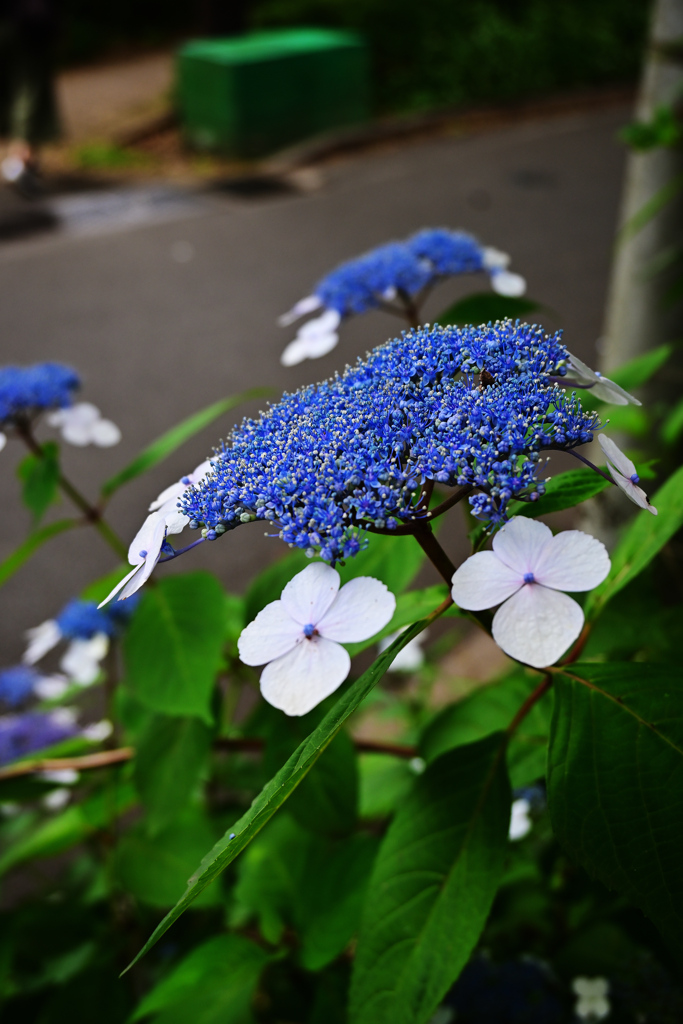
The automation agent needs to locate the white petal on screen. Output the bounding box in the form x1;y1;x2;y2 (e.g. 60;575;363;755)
43;789;70;811
492;517;553;577
237;600;302;666
57;403;101;446
492;585;584;668
298;308;341;337
98;562;147;607
451;551;522;610
149;480;185;511
567;353;598;385
90;418;122;446
491;270;526;296
259;636;351;716
127;512;167;566
509;798;532;840
280;563;340;626
381;286;397;301
82;719;113;741
23;620;62;664
532;530;610;592
189;459;213;485
281;331;339;365
0;432;6;452
116;559;158;601
378;630;426;672
34;674;69;700
52;707;77;727
162;506;190;536
606;464;658;515
61;634;109;685
40;768;79;784
598;433;636;477
317;576;396;643
591;376;640;406
482;246;510;270
278;295;322;327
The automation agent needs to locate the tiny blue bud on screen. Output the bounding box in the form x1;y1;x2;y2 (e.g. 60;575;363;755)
523;572;535;584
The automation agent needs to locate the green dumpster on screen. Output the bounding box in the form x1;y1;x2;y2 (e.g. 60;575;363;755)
176;29;370;158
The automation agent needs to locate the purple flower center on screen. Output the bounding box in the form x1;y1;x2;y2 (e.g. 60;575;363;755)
139;549;148;558
303;623;316;638
523;572;535;584
630;473;639;484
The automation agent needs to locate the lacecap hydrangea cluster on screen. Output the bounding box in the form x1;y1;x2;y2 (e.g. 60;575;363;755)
181;320;597;562
0;362;80;426
315;229;497;316
55;598;135;639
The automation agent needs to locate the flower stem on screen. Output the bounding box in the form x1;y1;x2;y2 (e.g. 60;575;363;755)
412;522;456;584
566;447;614;485
506;673;552;736
17;423;127;560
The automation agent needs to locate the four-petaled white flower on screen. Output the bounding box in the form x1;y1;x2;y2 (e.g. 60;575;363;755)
47;402;121;447
280;308;341;367
100;459;212;606
23;621;109;686
451;517;610;668
572;977;610;1021
508;797;532;841
238;562;396;716
482;247;527;297
565;353;639;406
598;434;657;515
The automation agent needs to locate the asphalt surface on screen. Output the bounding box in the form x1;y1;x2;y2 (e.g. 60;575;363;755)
0;101;631;661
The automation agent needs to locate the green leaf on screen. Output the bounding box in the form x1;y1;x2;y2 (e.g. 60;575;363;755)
346;584;454;659
298;832;378;971
548;663;683;957
122;573;227;722
436;292;542;327
115;809;222;909
122;617;439;973
130;934;270;1024
244;549;310;624
349;734;511;1024
606;342;673;392
661;393;683;446
420;672;552;788
507;469;609;520
100;387;271;499
17;442;61;523
584;464;683;619
134;715;213;834
284;730;358;837
0;784;136;877
358;754;415;820
0;518;77;588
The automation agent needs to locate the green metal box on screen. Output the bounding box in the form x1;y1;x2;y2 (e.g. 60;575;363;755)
176;29;370;158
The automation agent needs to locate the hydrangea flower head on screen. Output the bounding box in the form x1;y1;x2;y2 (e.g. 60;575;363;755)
0;362;80;425
0;666;40;707
182;321;598;564
0;711;78;766
279;228;526;365
238;563;395;715
451;517;610;667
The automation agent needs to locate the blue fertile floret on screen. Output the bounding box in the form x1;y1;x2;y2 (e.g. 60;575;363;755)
55;597;138;640
181;321;598;562
0;712;77;765
407;228;485;276
0;666;39;707
0;362;80;425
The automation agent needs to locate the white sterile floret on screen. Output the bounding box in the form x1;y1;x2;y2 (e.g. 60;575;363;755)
99;459;213;606
598;434;657;515
508;798;532;841
572;977;610;1021
278;294;323;327
23;619;62;665
378;629;427;672
238;562;396;716
0;432;6;452
47;402;122;447
482;247;511;270
40;768;79;784
451;517;610;669
566;353;640;406
33;673;70;700
490;269;527;297
280;309;341;367
82;719;114;742
60;633;109;685
43;788;71;811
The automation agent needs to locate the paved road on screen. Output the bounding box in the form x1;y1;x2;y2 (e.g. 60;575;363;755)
0;102;631;660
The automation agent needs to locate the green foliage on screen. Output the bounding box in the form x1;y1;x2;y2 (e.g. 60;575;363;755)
437;293;541;327
549;663;683;958
349;735;511;1024
122;572;227;722
130;934;271;1024
585;463;683;619
134;715;213;835
123;619;438;972
621;104;683;150
507;468;610;519
420;671;552;787
0;518;76;587
661;393;683;445
17;442;61;523
114;809;222;909
100;388;270;499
